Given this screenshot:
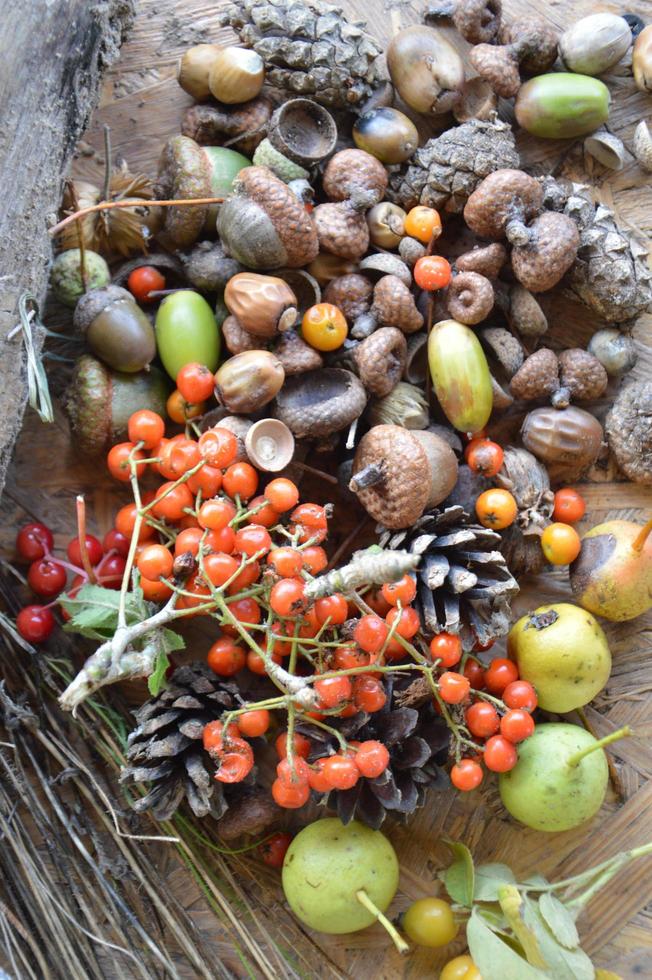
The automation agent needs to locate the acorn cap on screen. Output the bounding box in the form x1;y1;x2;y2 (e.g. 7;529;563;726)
245;419;295;471
156;135;211;246
349;424;431;529
73;285;134;334
510;348;560;401
480;326;525;378
463;169;543;240
274;329;324;375
371;275;424;334
275;268;321;316
322;149;388;205
558;348;608;401
360;253;412;287
353;327;407;397
313;202;369;261
268;99;338;167
323;274;373;323
273;368;367;439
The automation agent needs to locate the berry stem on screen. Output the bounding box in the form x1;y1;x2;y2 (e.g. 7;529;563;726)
566;726;631;768
632;518;652;554
355;890;409;955
75;495;97;584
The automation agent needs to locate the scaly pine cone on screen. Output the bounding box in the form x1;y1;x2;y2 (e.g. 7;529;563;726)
387;118;519;213
122;664;248;821
381;505;519;647
542;178;652;323
217;0;384;109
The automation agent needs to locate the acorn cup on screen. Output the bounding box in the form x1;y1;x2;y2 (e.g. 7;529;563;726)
267;99;338;168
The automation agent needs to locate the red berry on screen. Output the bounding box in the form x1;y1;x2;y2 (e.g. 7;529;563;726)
97;553;127;589
103;528;130;558
450;758;484;792
314;675;352;709
553;487;586;524
354;740;390;778
127;265;165;303
463;659;486;690
352;676;386;712
264;478;300;513
176;362;215;403
275;732;311;760
439;671;471;704
322;755;359;790
214;740;254;783
502;680;538;712
485;658;519;695
267;547;303;578
67;534;103;568
237;709;270;738
270;578;306;617
16;523;53;562
386;605;420;639
128;409;165;449
16;604;55;643
429;632;462;668
464;438;504;478
307;758;332;793
258;831;293;868
413;255;452;291
314;593;348;626
381;575;416;606
465;702;500;738
27;559;67;598
198;427;238;469
301;546;328;575
353;614;388;654
233;524;272;558
271;778;310;809
276;756;310;785
207;637;246;676
483;735;518;772
500;709;535;743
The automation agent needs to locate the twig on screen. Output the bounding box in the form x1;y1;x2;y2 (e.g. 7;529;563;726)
76;495;96;584
49;195;225;238
101;125;112;208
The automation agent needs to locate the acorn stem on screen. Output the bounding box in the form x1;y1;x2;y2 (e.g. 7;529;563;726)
355;890;409;954
632;518;652;553
349;462;385;492
567;725;631;768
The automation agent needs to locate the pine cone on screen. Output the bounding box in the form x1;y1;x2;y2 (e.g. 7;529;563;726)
381;506;519;646
217;0;384;109
542;178;652;323
302;677;450;830
122;664;246;821
387;118;519;213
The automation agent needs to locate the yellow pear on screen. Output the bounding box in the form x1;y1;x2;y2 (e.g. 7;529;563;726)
570;518;652;621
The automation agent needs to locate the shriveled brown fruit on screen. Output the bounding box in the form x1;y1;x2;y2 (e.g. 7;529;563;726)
274;329;324;375
469;44;521;98
447;271;494;325
480;326;524;378
216;789;279;842
323;274;373;323
371;275;424;334
274;368;366;438
495;446;554;533
323;149;388;206
605;380;652;485
521;405;604;484
508;211;580;292
456;242;507;278
222;315;259;355
181;241;242;293
354;327;407;397
156;135;212;247
463;169;543;239
500;17;559;75
217;166;319;269
510;348;559;401
181;96;272;155
313;202;370;261
224;272;298;337
506;284;548;338
558;349;608;401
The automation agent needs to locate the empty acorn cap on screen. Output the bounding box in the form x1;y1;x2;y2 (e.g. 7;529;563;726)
359;253;412;287
403;332;428;384
245;418;295;471
584;128;626;170
274;368;367;439
268;99;338;167
275;268;321;315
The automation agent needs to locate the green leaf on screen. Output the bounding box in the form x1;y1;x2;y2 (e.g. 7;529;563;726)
498;885;546;969
442;839;475;907
467;908;548;980
522;874;551;889
474;862;517;902
148;650;170;696
159;629;185;655
146;629;184;696
60;584;151;641
522;900;594;980
538;893;580;950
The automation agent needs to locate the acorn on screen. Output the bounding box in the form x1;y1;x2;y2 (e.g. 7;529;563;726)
515;73;610;139
521;406;604;484
208;46;265;104
559;14;631;77
50;249;110;308
387;26;465;115
633;25;652;93
64;355;169;456
224;273;298;337
366;202;406;249
214;350;285;414
353;107;419;165
73;285;156;372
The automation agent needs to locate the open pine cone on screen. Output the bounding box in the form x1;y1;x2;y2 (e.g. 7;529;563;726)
381;506;519;647
122;663;247;821
301;677;450;830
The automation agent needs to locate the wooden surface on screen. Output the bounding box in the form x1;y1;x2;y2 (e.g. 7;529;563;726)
0;0;134;495
3;0;652;976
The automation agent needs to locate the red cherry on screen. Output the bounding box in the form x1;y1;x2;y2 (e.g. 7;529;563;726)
16;605;55;643
16;523;53;562
67;534;103;567
27;559;67;598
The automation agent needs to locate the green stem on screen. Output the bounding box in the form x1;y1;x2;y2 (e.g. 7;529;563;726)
567;726;631;768
355;890;409;955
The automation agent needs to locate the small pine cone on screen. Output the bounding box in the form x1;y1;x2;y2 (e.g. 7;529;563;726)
323;274;373;322
122;664;249;821
217;0;384;110
387;118;519;213
222;315;259;355
558;349;608;401
323;149;388;206
510;349;559;401
371;275;424;334
215;788;280;841
313;202;369;260
354;327;407;396
274;328;324;375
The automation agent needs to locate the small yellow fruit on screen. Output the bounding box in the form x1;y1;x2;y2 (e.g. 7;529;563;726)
301;303;348;352
440;954;482;980
402;897;458;948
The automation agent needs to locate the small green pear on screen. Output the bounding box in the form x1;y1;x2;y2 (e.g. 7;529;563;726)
570;518;652;622
499;723;628;832
282;818;400;936
507;603;611;713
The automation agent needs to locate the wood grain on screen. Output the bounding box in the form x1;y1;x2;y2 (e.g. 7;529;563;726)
3;0;652;976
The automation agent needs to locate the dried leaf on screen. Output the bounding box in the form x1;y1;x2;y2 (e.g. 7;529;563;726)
538;893;579;950
443;839;475;908
498;886;546;969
